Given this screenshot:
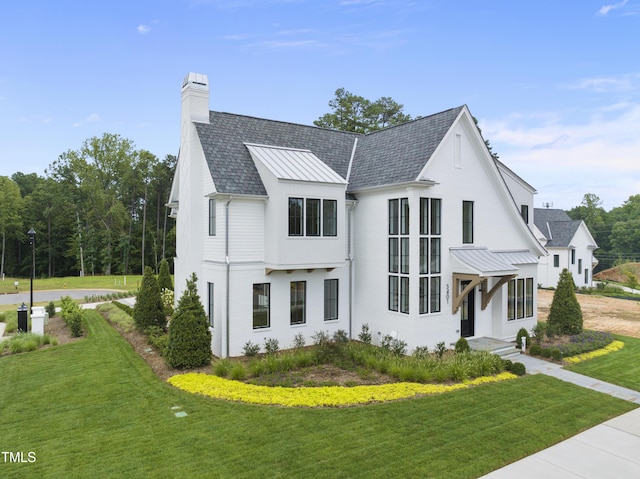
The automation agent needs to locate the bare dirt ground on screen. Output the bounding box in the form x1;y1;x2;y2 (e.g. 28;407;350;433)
538;289;640;338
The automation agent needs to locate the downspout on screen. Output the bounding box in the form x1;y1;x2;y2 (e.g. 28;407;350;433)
225;196;233;358
348;201;357;339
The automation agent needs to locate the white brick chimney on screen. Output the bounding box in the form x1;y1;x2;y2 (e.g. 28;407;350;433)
181;72;210;124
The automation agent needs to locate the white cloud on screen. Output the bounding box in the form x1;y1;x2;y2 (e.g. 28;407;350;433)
137;24;151;34
73;113;101;127
597;0;627;16
567;72;640;92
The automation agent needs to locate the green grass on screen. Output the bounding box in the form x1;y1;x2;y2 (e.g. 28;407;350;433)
0;275;143;295
566;334;640;391
0;312;636;478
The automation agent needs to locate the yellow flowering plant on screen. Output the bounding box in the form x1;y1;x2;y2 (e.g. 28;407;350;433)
564;340;624;364
168;371;517;408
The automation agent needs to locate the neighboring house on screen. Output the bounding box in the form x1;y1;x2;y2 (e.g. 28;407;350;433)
533;208;598;288
169;73;547;358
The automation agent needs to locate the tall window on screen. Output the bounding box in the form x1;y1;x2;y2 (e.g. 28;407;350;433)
508;277;534;321
253;283;270;329
290;281;306;325
553;255;560;267
419;197;442;314
520;204;529;223
462;200;474;244
323;200;337;236
324;279;338;320
306;199;320;236
207;282;214;328
578;259;582;274
389;198;409;313
209;199;216;236
571;249;576;264
288;198;303;236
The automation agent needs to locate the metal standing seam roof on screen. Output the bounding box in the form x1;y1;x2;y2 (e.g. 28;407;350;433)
450;247;521;276
245;143;347;184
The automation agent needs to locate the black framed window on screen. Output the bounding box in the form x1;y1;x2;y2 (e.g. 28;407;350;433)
324;279;338;320
207;282;214;327
209;199;216;236
306;199;320;236
288;198;304;236
253;283;270;329
462;200;474;244
290;281;306;325
553;255;560;267
323;199;337;236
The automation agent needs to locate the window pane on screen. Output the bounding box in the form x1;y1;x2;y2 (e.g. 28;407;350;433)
420;238;428;274
400;198;410;235
388;276;399;311
463;201;474;243
553;255;559;267
525;278;533;318
306;199;320;236
431;199;441;235
388;199;399;235
507;280;515;320
516;278;524;319
400;277;410;314
207;282;214;327
389;238;398;273
578;259;582;274
419;277;428;314
520;204;529;223
324;279;338;320
253;283;270;329
420;198;429;235
430;238;441;274
209;198;216;236
323;199;337;236
430;277;441;313
400;238;410;274
290;281;306;325
288;198;303;236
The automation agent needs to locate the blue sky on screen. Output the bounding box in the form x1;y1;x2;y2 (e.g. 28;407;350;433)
1;0;638;210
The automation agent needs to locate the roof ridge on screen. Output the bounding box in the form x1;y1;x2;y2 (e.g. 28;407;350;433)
362;105;466;137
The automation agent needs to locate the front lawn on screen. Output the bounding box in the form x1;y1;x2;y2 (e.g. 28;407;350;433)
0;311;636;478
565;334;640;391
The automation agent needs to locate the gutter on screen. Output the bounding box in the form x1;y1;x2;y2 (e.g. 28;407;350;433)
347;200;358;339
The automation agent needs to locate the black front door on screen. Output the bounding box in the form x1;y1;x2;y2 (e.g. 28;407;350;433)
460;281;475;337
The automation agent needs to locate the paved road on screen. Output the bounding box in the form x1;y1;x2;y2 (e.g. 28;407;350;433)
0;289;127;306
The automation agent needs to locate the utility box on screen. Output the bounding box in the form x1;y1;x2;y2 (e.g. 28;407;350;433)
17;303;28;333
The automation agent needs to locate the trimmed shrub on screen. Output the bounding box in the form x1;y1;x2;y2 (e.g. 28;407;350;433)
165;273;212;369
516;328;530;349
46;301;56;318
548;268;583;335
502;359;513;371
541;348;552;358
551;348;563;361
454;337;470;354
511;362;526;376
157;258;174;291
60;296;83;337
133;266;166;331
111;300;133;317
145;326;169;355
529;344;542;356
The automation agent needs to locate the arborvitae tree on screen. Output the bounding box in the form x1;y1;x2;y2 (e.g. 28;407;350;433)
165;273;211;368
547;268;583;335
133;266;167;331
157;258;173;291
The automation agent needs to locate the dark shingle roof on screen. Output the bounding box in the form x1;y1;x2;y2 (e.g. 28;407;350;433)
348;106;464;190
195;106;465;195
196;112;359;196
534;208;581;247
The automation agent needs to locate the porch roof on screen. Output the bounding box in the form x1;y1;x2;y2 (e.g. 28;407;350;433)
450;247;520;276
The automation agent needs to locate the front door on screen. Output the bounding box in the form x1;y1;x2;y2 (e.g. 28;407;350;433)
460;281;475;337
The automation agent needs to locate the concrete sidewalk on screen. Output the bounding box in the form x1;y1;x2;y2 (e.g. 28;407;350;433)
480;354;640;478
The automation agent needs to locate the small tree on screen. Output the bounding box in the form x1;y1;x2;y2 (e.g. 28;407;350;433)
165;273;211;368
157;258;173;291
133;266;166;331
547;269;583;335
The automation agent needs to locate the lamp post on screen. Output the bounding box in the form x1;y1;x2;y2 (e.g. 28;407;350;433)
28;228;36;324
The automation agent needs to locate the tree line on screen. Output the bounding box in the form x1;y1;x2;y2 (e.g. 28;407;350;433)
0;133;176;279
568;193;640;272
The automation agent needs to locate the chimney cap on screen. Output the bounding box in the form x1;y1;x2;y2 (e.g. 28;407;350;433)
182;72;209;89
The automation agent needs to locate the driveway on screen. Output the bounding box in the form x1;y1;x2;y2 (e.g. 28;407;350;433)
0;289;127;306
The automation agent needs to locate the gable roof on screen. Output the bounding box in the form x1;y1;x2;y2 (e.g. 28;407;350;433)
348;106;464;191
534;208;582;247
195;107;465;195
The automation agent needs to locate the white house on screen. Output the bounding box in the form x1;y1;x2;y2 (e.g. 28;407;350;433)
169;73;547;358
533;208;598;288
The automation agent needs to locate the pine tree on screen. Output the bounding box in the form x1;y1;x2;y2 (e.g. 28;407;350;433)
133;266;167;331
547;268;583;335
165;273;212;368
157;258;173;291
